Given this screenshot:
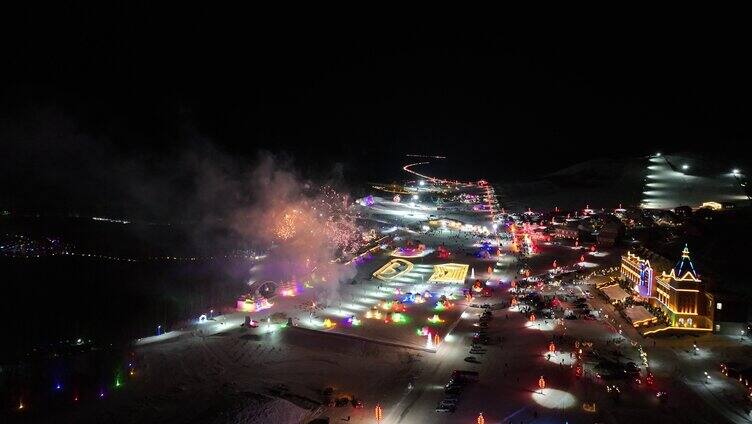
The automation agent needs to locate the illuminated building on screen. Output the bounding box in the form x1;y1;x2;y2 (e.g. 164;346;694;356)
553;225;579;240
622;245;715;333
621;251;655;298
653;245;714;330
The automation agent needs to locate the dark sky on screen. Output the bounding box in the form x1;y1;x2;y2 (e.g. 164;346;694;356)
2;10;750;214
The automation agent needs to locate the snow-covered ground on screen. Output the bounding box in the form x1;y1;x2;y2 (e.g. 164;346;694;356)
42;174;751;424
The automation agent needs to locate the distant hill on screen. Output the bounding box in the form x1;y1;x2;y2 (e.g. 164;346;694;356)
497;154;747;212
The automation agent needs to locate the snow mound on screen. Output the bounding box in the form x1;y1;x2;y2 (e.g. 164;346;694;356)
212;393;309;424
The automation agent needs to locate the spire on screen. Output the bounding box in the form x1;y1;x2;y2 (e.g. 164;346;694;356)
674;243;698;280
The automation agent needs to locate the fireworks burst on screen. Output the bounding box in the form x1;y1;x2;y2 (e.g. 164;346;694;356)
271;185;371;257
276;210;300;240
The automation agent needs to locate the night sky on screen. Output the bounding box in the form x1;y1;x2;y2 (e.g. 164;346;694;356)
2;12;750;214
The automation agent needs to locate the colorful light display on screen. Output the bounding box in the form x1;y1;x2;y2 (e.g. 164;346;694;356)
428;314;445;324
236;295;274;312
347;316;361;326
366;308;383;319
428;263;469;284
373;259;414;281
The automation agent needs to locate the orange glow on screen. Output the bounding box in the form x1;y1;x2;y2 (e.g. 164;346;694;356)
375;403;383;421
477;412;485;424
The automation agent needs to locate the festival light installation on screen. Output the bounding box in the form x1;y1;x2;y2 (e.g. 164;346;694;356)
237;294;274;312
477;412;485;424
473;280;483;293
538;375;546;390
323;318;336;329
426;331;434;349
529;313;536;322
375;403;383;423
366;308;383;319
548;341;556;353
428;314;445;324
347;316;361;326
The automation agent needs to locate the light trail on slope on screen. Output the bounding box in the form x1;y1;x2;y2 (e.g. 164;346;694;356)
402;161;472;186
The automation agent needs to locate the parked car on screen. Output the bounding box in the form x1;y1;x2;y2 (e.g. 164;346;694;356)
445;386;461;395
464;356;479;363
439;398;458;407
451;370;479;381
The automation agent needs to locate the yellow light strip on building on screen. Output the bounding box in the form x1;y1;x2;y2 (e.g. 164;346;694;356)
669;287;700;293
643;326;712;336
